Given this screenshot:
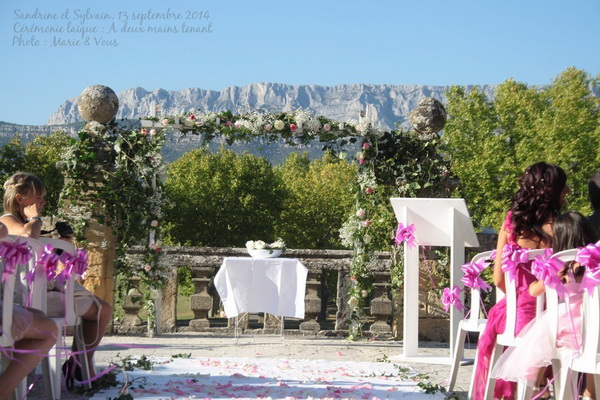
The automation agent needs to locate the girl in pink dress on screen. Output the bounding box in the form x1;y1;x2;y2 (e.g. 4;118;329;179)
471;162;569;400
491;211;597;398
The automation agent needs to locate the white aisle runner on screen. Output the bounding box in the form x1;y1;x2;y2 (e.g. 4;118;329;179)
92;356;445;399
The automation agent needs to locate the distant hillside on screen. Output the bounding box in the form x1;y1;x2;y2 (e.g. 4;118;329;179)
47;82;498;130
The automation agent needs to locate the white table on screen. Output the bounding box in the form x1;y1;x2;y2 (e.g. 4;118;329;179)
214;257;308;320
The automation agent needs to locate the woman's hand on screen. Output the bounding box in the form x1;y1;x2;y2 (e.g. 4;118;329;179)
23;202;43;220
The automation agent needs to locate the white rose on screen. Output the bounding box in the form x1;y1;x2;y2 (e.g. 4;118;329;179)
264;123;273;131
149;289;160;300
271;239;285;248
274;120;285;130
245;240;255;250
348;297;359;308
254;240;266;249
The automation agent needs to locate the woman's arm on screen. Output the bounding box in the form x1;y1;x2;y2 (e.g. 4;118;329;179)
528;280;546;297
0;204;43;238
493;228;508;293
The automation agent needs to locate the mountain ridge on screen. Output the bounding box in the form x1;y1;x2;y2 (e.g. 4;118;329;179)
47;82;498;129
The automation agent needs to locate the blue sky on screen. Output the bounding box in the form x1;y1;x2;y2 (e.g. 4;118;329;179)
1;0;598;125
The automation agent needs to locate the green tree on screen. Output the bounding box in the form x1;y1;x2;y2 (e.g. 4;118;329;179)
24;131;71;214
163;147;286;246
442;68;600;229
0;135;26;186
275;152;356;249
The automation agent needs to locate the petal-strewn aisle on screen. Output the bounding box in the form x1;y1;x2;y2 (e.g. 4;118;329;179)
91;356;444;399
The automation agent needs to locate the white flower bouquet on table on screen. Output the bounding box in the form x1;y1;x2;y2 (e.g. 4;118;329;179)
245;238;286;258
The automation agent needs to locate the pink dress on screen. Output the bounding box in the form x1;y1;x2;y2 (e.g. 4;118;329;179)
471;213;539;400
491;271;582;382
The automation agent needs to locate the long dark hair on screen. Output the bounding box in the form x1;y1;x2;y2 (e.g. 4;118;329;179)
553;211;597;277
510;162;567;245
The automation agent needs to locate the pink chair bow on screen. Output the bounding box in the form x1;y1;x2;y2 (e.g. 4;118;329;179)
57;249;88;283
0;239;32;283
441;285;465;312
395;223;416;248
576;241;600;295
532;248;568;298
461;257;492;292
37;244;59;281
501;244;529;282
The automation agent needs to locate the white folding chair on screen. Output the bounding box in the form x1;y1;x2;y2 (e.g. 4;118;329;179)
547;249;600;400
38;238;92;399
484;248;546;400
0;236;21;400
25;237;91;398
447;250;493;395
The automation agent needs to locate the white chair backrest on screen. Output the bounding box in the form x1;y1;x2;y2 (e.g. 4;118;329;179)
465;250;494;323
579;285;600;366
546;249;578;345
0;237;16;347
36;237;78;326
499;248;546;342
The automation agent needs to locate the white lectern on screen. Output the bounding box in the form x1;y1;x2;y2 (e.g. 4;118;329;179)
390;198;479;364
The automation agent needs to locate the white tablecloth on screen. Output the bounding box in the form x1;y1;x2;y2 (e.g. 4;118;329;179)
214;257;308;319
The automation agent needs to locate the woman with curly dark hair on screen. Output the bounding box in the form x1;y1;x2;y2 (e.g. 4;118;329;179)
471;162;569;400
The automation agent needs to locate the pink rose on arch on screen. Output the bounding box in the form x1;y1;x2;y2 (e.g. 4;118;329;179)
362;219;372;227
356;209;365;218
150;220;159;227
358;158;366;165
150;129;156;135
365;187;374;194
226;121;232;127
189;114;196;121
362;142;371;150
141;128;148;135
323;123;331;131
290;123;297;131
161;118;169;125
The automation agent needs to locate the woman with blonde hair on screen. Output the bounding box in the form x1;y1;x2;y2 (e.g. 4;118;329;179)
0;172;112;385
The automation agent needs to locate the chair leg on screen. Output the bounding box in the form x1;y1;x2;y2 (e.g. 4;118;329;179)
448;328;467;392
551;358;562;400
468;344;482;399
484;343;504;400
556;366;576;400
516;378;534;400
41;356;56;400
49;335;63;399
74;323;92;390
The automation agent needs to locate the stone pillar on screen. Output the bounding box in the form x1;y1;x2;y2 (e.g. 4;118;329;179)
160;265;178;333
74;85;120;308
335;269;350;331
82;218;117;307
299;270;321;333
369;271;392;334
121;276;143;327
189;267;214;331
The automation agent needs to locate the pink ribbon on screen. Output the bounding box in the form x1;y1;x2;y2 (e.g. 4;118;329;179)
0;239;33;283
57;249;88;283
35;244;59;281
461;257;492;292
395;223;416;248
441;285;465;312
531;248;568;298
501;244;529;282
576;241;600;295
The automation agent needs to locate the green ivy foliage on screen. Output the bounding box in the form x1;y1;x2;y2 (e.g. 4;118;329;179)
0;131;71;215
442;68;600;230
275;152;357;249
163;147;286;247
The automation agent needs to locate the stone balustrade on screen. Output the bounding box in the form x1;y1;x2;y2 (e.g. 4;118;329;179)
118;233;497;339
